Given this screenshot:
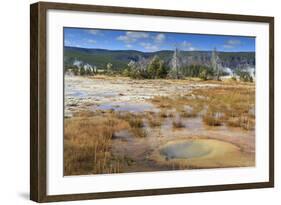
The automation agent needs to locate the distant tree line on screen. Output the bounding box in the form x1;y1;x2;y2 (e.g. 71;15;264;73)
122;49;220;80
64;48;254;82
122;56;168;79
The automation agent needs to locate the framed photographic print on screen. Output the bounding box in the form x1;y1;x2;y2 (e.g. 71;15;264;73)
30;1;274;202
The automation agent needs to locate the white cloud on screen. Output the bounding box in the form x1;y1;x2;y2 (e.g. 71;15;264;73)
117;31;149;43
87;39;96;44
87;29;102;35
228;39;241;45
154;33;165;43
64;40;81;47
125;44;133;48
179;41;195;51
223;39;241;49
64;39;71;45
140;42;159;51
223;45;234;49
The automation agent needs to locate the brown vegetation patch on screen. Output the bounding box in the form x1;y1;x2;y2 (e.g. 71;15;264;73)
64;115;130;175
150;84;255;129
159;111;174;118
179;107;198;118
173;118;185;128
64;111;152;175
203;112;224;126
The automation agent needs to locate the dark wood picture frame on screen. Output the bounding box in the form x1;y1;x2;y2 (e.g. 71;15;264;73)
30;1;274;202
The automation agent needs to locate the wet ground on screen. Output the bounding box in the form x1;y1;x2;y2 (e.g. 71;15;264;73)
64;75;219;116
65;75;255;173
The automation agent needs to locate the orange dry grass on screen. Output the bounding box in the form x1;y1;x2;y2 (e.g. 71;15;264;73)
64;115;129;175
151;95;205;117
147;113;163;127
64;111;152;175
150;84;255;130
227;115;255;130
203;112;224;126
192;85;255;129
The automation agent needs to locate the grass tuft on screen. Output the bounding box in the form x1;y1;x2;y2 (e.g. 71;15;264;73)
172;118;185;128
203;112;224;126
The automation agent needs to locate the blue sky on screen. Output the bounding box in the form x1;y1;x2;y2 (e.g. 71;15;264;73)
64;27;255;52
